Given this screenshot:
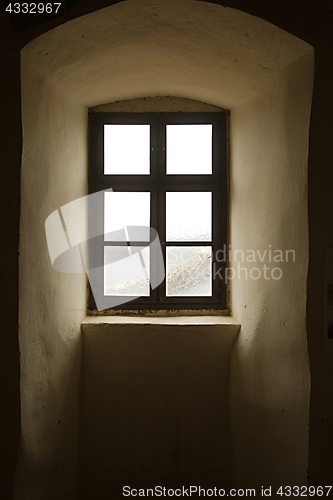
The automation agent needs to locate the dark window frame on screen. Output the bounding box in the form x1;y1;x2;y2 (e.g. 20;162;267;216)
88;111;228;311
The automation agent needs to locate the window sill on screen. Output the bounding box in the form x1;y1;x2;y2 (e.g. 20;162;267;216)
81;315;240;329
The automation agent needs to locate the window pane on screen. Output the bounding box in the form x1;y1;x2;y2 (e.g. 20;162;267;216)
166;246;212;296
166;124;212;175
104;125;150;174
104;192;150;241
104;246;150;296
166;192;212;242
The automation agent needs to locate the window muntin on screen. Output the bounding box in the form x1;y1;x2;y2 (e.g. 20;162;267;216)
89;112;227;310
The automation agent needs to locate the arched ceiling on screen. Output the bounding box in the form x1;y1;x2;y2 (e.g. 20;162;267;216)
22;0;312;108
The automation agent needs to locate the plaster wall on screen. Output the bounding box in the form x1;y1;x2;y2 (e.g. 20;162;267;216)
81;320;238;497
16;66;88;499
17;0;313;497
230;53;313;488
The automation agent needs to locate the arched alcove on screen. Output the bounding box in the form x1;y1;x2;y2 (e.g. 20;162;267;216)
17;0;314;498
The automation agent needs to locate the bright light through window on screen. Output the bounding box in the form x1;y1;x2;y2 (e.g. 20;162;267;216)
104;191;150;241
104;125;150;175
104;246;150;296
166;246;212;296
166;124;212;175
166;192;212;241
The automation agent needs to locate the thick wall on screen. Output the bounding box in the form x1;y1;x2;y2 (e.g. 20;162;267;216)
230;53;313;489
15;65;88;499
15;0;315;498
81;319;239;497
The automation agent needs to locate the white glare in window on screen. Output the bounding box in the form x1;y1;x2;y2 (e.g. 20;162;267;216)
104;246;150;296
166;124;212;174
104;192;150;241
104;125;150;175
166;246;212;296
166;192;212;242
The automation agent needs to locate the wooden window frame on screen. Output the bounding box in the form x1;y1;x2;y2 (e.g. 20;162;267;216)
88;111;228;311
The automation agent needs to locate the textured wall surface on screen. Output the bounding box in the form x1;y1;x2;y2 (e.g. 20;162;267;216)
230;52;313;488
16;66;88;499
81;320;239;498
23;0;309;110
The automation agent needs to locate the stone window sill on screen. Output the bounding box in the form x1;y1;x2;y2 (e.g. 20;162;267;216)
81;315;240;330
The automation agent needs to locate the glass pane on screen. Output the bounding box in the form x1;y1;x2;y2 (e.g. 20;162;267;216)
166;124;212;175
104;192;150;241
104;125;150;174
166;246;212;296
166;192;212;242
104;246;150;296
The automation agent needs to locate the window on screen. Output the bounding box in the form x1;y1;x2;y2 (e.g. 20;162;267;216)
89;112;228;310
